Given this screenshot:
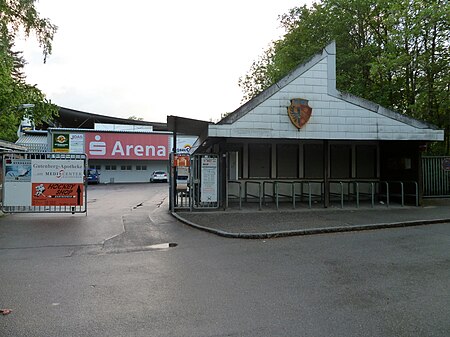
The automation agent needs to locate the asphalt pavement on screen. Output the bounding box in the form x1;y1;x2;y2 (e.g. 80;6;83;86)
174;198;450;238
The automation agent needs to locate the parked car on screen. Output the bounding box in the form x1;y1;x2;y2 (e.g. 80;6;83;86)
86;168;100;184
150;171;168;183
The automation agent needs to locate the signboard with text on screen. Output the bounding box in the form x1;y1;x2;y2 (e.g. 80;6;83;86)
52;133;85;154
200;157;218;203
52;133;70;152
85;132;169;160
173;155;190;167
2;155;86;212
32;183;83;207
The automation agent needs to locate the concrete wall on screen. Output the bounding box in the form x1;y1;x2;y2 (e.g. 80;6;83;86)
88;160;169;184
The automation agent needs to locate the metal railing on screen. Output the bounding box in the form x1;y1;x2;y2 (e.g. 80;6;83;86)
236;180;324;210
293;180;324;209
244;181;263;210
230;179;418;210
422;156;450;197
386;180;418;207
227;180;242;210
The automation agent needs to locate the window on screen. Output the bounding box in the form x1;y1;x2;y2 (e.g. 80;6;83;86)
105;165;117;171
121;165;132;171
277;144;298;178
136;165;147;171
248;143;271;178
90;165;101;170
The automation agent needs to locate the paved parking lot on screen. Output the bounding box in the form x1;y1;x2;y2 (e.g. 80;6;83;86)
1;184;449;337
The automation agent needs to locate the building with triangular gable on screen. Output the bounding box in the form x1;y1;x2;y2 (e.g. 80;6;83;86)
168;42;444;209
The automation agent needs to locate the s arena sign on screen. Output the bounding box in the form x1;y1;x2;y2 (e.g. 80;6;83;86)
85;132;169;160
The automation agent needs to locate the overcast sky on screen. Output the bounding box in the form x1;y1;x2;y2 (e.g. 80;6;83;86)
17;0;312;123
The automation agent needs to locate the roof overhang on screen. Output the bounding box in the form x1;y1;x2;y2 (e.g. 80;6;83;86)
167;115;211;137
56;107;167;130
0;139;27;152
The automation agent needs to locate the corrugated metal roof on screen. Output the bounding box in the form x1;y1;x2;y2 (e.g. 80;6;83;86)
16;134;48;145
16;134;49;152
0;139;27;152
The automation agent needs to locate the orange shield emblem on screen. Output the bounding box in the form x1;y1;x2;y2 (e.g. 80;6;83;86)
287;98;312;129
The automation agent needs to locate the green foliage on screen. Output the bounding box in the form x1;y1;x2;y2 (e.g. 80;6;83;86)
128;116;144;121
239;0;450;154
0;0;58;142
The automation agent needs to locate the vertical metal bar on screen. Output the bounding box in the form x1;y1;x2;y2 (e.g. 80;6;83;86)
340;182;344;209
244;181;248;203
308;182;312;209
239;183;242;210
275;182;279;210
384;181;389;207
258;182;262;211
414;181;418;206
371;182;375;208
292;182;296;209
356;182;359;208
400;182;404;207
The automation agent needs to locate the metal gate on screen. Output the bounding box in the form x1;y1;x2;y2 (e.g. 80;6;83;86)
2;152;87;213
170;153;191;210
169;153;220;211
422;156;450;197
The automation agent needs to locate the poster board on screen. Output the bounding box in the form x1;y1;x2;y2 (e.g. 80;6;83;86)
200;157;218;203
2;153;86;213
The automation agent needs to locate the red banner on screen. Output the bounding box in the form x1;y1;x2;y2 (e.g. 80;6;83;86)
173;155;190;167
85;132;169;160
32;183;84;206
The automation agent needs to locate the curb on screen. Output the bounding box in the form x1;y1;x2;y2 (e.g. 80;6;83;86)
171;212;450;239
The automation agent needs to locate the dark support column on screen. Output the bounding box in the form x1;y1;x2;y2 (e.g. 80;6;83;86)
417;144;423;206
219;144;227;210
171;121;177;210
323;140;330;208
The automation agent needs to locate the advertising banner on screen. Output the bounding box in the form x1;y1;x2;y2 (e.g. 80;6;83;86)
4;159;32;182
2;157;85;209
85;132;169;160
32;183;84;206
32;159;84;183
52;133;70;152
173;155;190;167
69;134;85;153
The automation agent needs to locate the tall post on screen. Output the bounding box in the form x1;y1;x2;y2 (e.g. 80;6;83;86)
323;140;330;208
171;120;177;211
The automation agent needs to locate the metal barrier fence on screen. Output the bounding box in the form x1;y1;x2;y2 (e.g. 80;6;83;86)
227;180;242;210
1;152;87;214
422;156;450;197
244;181;262;210
227;179;418;210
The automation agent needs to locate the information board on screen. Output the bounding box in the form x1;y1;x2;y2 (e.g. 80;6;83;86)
200;157;218;203
3;156;85;209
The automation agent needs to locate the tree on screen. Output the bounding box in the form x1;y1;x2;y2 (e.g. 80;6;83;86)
239;0;450;154
0;0;58;142
128;116;144;121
